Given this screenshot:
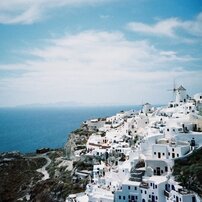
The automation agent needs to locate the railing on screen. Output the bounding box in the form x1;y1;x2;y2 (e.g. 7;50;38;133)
164;190;170;197
139;182;149;189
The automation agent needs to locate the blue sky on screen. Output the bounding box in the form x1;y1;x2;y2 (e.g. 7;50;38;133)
0;0;202;107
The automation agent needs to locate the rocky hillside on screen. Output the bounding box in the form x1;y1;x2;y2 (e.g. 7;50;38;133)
0;126;95;202
173;147;202;196
0;152;46;202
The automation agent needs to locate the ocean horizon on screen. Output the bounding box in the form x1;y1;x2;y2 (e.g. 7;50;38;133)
0;105;141;153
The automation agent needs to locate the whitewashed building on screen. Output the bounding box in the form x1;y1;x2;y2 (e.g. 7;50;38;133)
152;139;190;159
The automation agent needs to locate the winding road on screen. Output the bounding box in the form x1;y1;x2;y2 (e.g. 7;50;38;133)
27;153;51;181
36;154;51;181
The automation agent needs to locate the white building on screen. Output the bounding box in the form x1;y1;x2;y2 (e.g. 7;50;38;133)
67;86;202;202
152;138;190;159
165;180;200;202
93;164;106;183
143;103;152;114
194;93;202;112
115;180;141;202
114;176;168;202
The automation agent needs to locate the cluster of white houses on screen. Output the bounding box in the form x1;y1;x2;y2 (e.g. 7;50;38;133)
66;86;202;202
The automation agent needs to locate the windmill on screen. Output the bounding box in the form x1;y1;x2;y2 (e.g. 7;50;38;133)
167;80;177;101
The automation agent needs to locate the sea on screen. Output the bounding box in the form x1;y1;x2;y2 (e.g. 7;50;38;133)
0;106;140;153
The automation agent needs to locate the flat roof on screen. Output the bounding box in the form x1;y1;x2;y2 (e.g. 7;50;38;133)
122;180;141;186
146;175;167;184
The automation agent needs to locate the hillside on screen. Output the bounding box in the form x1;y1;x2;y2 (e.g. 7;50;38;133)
173;147;202;196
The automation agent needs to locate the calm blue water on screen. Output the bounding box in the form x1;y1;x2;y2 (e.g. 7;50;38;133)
0;106;140;153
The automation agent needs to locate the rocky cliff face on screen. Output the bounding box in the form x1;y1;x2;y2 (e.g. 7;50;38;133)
64;126;93;160
64;133;76;160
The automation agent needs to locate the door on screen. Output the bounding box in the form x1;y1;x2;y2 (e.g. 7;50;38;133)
157;167;161;176
158;152;161;158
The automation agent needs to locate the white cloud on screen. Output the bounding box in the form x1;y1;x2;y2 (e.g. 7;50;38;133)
127;18;181;37
127;12;202;39
183;12;202;37
0;6;42;24
0;0;113;24
0;30;200;107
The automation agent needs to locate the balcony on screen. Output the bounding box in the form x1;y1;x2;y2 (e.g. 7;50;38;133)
164;190;170;197
139;182;149;189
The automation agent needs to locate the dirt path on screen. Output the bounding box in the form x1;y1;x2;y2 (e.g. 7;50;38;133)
36;154;51;180
27;153;51;181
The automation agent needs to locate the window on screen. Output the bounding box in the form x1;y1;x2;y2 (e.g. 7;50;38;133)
155;185;157;189
167;128;169;131
154;152;156;155
141;190;143;193
156;196;158;200
168;152;170;156
149;195;151;198
123;196;125;200
134;186;137;190
177;154;179;157
172;148;174;152
145;191;147;194
163;153;165;156
128;186;130;190
119;196;121;199
165;166;168;172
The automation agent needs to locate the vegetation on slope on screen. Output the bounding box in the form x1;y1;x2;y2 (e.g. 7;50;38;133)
0;152;46;202
173;147;202;196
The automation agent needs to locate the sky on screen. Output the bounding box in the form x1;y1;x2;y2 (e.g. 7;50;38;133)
0;0;202;107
